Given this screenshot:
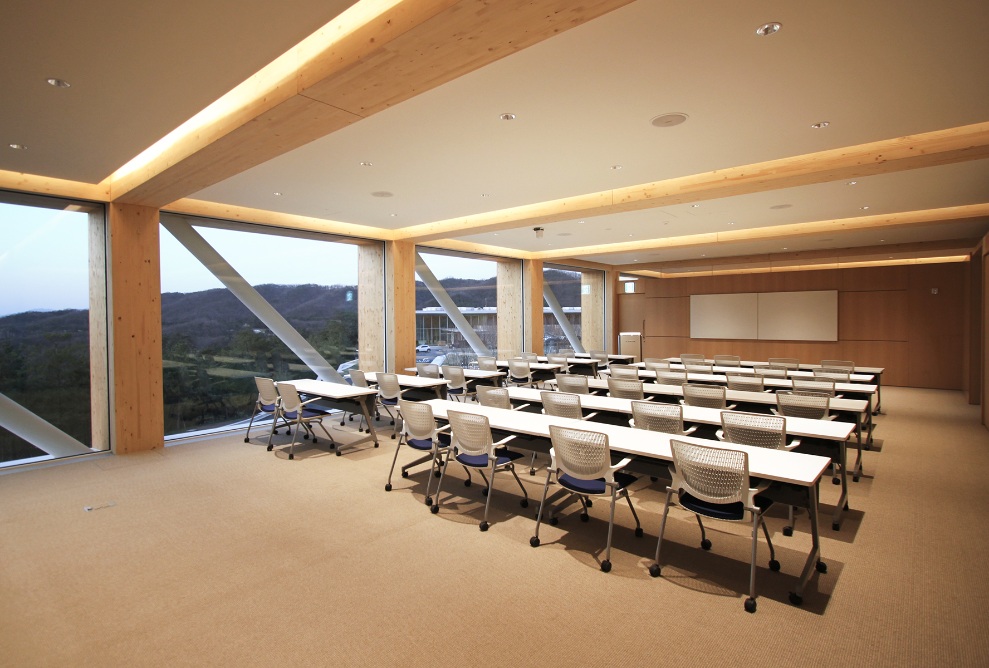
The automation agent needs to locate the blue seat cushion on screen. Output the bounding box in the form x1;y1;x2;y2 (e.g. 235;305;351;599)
456;448;523;468
678;491;772;521
558;470;635;495
260;403;277;412
510;376;529;384
283;408;328;420
408;433;449;450
448;387;463;395
381;397;399;405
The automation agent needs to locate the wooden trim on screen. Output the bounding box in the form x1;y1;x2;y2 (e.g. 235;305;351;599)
0;169;109;202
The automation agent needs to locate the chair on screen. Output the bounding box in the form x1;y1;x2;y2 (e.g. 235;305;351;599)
431;410;529;531
682;383;735;410
555;373;589;395
507;359;538;388
773;390;835;421
590;350;610;376
714;354;741;367
440;365;472;402
792;377;838;397
270;382;333;460
559;348;575;356
530;424;642;573
607;377;646;400
476;385;530;411
654;370;689;386
477;356;498;372
385;400;452;505
768;357;800;370
717;411;799;451
547;353;570;374
755;365;788;378
643;357;666;364
609;364;640;379
629;401;696;436
245;376;289;443
540;391;598;422
822;359;855;370
726;374;766;393
643;360;672;373
416;362;440;378
650;439;778;613
519;352;539;362
340;368;374;432
680;353;705;364
815;367;851;382
684;362;714;373
376;373;408;439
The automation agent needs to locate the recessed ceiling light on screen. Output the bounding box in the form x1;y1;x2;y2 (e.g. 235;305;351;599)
861;205;870;210
628;234;633;237
811;121;830;129
499;113;516;121
701;254;706;257
46;77;70;88
371;191;393;198
8;143;26;150
847;181;858;185
481;193;490;197
577;220;585;224
360;161;372;167
728;221;735;225
650;112;688;128
390;213;398;217
558;232;572;237
610;165;622;170
633;259;638;262
756;22;782;36
273;192;282;196
691;204;700;208
880;239;885;242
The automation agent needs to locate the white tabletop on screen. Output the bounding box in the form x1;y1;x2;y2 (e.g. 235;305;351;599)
287;378;378;399
503;386;855;442
620;368;876;394
496;360;563;372
364;372;449;388
406;367;504;380
663;358;884;375
644;362;874;383
425;399;831;487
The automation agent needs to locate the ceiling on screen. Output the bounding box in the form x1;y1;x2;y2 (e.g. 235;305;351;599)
3;0;989;273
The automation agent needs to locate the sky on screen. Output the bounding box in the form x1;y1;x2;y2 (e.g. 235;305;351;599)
0;201;498;317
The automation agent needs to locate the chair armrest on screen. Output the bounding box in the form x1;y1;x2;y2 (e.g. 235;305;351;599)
715;429;726;441
726;403;737;410
511;403;531;411
825;415;837;421
682;425;697;436
642;396;654;401
610;457;634;473
493;434;517;448
436;424;452;434
581;411;599;421
770;408;782;416
784;438;801;451
628;418;635;428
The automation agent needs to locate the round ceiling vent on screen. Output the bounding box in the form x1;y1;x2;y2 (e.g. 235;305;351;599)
651;113;688;128
371;191;393;198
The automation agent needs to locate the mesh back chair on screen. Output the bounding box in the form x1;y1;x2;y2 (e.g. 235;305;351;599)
590;350;610;376
520;352;539;362
768;357;800;370
530;425;642;573
376;373;407;439
245;376;289;444
650;440;778;613
547;354;570;374
416;362;440;378
441;365;473;402
726;373;766;393
555;373;589;395
607;377;646;401
815;367;851;382
508;359;538;388
431;410;528;531
682;383;735;410
629;401;696;436
654;370;689;386
643;360;672;373
540;391;598;422
714;354;742;367
684;362;714;373
559;348;575;356
717;411;799;451
822;359;855;370
680;353;705;364
773;390;835;421
755;365;788;378
270;382;333;459
477;356;498;372
792;377;838;397
610;364;640;380
340;368;374;432
385;400;452;504
643;357;665;364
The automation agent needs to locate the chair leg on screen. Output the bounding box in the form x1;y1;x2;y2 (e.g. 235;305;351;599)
650;488;675;576
430;449;453;514
287;419;301;460
529;451;538;475
384;435;404;492
746;514;762;612
479;462;497;531
696;514;711;549
507;463;529;506
601;488;618;572
422;448;445;506
622;489;643;536
761;515;778;568
530;470;554;547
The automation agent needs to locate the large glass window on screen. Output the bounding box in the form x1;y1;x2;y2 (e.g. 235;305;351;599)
543;263;605;354
160;217;363;438
0;193;107;466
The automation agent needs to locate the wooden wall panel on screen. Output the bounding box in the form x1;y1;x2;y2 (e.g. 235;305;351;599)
387;241;416;373
907;263;965;389
523;260;544;354
965;251;982;404
783;269;840;291
581;270;605;352
839;291;909;341
840;265;908;292
645;297;689;337
617;294;646;334
358;244;385;373
497;260;523;358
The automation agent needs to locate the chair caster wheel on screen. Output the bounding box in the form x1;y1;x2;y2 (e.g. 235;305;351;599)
769;559;781;572
701;539;712;550
244;437;250;443
391;434;396;439
529;469;536;476
266;445;273;451
434;470;441;478
481;488;489;497
374;443;379;448
789;592;803;606
832;522;840;531
816;561;828;574
430;505;439;514
580;513;589;523
340;421;345;427
303;434;309;440
424;496;432;506
600;560;611;573
335;450;341;456
585;499;593;507
288;453;294;460
783;526;794;537
853;476;860;483
549;516;558;526
520;498;529;508
385;484;392;492
649;564;661;578
650;476;658;482
479;521;489;532
464;480;472;487
744;598;757;613
635;527;643;538
832;477;840;485
530;536;540;548
401;470;409;478
390;420;395;426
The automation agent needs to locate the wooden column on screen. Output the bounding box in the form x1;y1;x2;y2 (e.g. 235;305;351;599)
88;210;110;451
523;260;544;354
108;203;163;453
497;260;523;358
605;269;620;353
358;243;386;373
580;270;605;352
386;240;416;373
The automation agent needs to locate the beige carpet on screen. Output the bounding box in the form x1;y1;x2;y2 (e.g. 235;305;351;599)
2;387;988;666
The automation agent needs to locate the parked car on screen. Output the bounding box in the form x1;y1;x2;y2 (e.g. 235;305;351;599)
416;344;431;352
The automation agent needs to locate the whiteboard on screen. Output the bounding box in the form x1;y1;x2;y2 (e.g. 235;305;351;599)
689;290;837;341
690;293;758;339
758;290;837;341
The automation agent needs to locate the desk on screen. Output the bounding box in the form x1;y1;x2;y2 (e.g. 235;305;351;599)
425;399;830;604
406;367;506;386
495;360;563;383
364;372;450;401
504;385;855;529
571;352;636;363
650;361;875;384
289;378;380;454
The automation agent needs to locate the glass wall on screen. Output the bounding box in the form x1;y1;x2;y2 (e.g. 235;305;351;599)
0;193;107;465
542;265;583;353
160;217;364;438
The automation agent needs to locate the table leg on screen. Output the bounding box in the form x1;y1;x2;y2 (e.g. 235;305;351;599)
873;372;883;415
791;482;825;605
831;440;848;531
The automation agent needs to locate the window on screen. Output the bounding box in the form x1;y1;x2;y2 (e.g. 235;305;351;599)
543;263;604;354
